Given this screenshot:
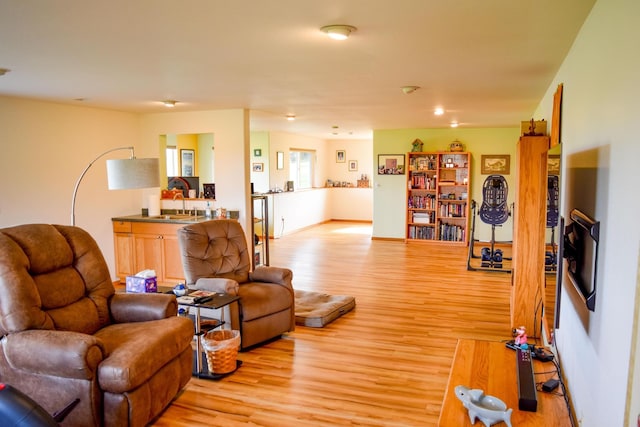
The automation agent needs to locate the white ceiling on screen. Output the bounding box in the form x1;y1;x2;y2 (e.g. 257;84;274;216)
0;1;594;140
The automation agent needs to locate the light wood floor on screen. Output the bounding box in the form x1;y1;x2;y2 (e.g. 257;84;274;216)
152;221;513;426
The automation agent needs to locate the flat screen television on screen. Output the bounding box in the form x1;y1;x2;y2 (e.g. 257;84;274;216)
562;208;600;311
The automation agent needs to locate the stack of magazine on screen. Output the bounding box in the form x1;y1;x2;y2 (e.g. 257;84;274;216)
176;290;216;305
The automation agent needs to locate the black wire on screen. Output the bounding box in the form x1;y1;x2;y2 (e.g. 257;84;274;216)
552;358;577;427
530;357;576;427
533;286;543;344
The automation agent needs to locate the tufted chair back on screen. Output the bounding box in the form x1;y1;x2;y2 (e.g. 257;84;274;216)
178;219;251;285
0;224;114;337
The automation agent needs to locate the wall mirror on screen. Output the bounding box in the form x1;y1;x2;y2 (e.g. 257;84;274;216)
543;143;562;343
159;133;215;196
543;83;563;344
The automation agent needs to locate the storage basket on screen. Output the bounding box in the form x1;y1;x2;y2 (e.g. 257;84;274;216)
201;329;241;374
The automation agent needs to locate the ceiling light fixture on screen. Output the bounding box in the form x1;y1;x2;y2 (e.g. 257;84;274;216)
401;86;420;95
321;25;357;40
162;100;177;108
434;107;444;115
286;114;296;121
450;122;459;128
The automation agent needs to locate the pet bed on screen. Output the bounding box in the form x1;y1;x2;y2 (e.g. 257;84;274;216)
294;290;356;327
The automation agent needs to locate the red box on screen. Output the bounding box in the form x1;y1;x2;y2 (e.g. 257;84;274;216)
125;275;158;293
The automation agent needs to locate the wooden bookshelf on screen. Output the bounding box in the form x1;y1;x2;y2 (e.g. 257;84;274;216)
406;152;470;245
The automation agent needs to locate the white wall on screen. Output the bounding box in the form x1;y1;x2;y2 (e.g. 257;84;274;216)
534;0;640;425
266;130;330;191
329;188;373;221
0;96;144;278
327;139;374;186
139;109;252;239
250;131;270;193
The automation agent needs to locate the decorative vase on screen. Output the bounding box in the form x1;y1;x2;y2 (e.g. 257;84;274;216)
450;139;464;152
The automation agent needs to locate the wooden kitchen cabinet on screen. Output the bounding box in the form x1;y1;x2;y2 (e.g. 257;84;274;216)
112;221;185;286
113;220;134;280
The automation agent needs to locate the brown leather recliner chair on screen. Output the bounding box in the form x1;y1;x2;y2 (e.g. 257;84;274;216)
0;224;194;427
177;220;295;350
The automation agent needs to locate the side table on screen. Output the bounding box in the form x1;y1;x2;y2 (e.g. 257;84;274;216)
159;287;241;379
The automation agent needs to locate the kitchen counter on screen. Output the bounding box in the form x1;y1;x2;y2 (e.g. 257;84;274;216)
111;213;212;224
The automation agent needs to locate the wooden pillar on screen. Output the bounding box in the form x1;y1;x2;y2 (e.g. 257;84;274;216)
511;135;549;335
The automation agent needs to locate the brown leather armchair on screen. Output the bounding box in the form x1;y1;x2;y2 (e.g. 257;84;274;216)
0;224;194;427
177;220;295;350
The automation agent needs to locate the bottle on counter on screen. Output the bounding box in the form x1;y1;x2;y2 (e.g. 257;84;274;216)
205;202;212;219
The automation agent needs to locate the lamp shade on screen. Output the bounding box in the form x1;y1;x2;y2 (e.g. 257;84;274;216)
106;158;160;190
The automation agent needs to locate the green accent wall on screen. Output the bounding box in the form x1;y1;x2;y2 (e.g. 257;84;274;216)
372;127;521;241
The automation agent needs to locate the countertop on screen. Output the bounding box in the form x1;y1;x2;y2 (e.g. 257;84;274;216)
111;213;212;224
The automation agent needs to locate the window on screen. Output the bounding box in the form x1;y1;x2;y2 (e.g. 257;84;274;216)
166;147;178;176
289;150;314;190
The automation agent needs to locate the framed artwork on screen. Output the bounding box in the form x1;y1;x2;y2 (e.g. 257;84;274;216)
252;162;264;172
348;160;358;172
378;154;405;175
548;155;561;175
254;148;262;157
277;151;284;170
481;154;510;175
180;149;194;177
336;150;346;163
202;183;215;199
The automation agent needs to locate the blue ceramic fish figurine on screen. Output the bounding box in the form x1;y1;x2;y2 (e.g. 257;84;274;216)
455;385;512;427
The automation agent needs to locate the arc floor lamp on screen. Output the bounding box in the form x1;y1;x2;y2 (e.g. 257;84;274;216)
71;146;160;226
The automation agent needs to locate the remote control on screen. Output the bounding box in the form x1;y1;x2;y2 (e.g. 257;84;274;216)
193;295;213;304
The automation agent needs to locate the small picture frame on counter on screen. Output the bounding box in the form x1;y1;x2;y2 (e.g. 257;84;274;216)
203;183;215;199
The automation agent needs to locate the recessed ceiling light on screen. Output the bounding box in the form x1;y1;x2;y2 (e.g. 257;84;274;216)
321;25;357;40
434;107;444;116
162;100;177;108
286;114;296;121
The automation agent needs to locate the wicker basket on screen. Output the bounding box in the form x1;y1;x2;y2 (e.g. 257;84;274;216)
201;329;241;374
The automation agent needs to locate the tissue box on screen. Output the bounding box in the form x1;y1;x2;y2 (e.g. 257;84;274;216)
126;275;158;293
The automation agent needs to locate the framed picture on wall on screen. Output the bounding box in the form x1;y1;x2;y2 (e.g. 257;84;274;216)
378;154;405;175
252;163;264;172
254;148;262;157
180;149;194;177
348;160;358;172
480;154;510;175
336;150;346;163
